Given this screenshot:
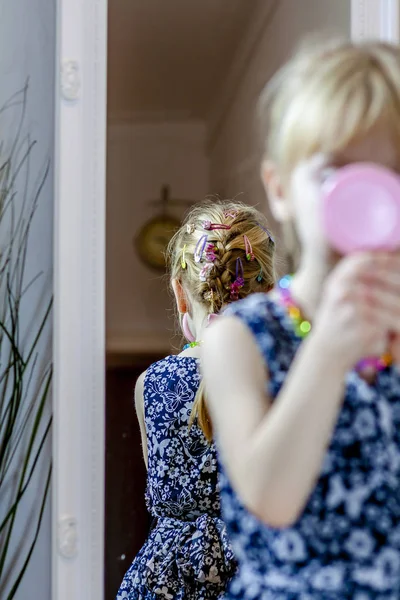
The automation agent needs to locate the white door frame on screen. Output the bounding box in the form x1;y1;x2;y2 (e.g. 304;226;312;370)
53;0;107;598
351;0;399;41
52;1;399;598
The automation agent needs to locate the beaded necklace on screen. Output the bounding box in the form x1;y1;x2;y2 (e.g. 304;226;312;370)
182;341;202;351
278;275;311;338
277;274;391;372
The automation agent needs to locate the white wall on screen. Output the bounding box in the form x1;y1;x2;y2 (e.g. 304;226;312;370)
106;120;209;354
208;0;350;248
0;0;54;598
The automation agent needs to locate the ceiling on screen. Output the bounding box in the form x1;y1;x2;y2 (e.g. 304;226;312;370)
107;0;257;120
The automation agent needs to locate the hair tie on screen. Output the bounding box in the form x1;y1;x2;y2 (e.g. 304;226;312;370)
202;220;232;231
243;235;255;261
256;267;263;282
230;258;245;300
194;234;208;263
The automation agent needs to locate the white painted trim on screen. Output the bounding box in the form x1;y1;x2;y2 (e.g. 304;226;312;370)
351;0;399;42
53;0;107;598
206;0;278;150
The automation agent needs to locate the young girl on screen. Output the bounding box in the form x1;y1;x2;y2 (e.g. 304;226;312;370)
117;200;275;600
202;40;400;599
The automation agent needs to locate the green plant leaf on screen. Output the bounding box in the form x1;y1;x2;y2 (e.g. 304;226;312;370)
0;83;52;597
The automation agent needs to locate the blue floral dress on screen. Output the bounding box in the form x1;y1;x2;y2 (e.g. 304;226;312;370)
117;355;236;600
220;293;400;599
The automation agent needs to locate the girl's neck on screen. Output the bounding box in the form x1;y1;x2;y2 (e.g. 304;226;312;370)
180;307;210;357
290;257;330;320
190;307;210;341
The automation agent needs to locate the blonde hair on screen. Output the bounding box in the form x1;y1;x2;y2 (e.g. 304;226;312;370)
259;38;400;176
167;199;275;440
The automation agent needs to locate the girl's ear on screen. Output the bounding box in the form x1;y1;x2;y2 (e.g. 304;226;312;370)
171;278;189;314
261;160;292;223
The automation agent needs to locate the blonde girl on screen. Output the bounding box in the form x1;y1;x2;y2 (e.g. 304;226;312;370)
117;200;275;600
202;39;400;599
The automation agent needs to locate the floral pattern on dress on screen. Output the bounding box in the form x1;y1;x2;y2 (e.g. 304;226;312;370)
117;356;236;600
219;292;400;599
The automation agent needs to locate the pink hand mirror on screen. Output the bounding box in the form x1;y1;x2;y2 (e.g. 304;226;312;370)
322;163;400;254
322;163;400;371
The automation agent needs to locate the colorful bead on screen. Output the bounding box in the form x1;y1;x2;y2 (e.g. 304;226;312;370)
183;341;202;351
277;275;390;372
278;276;310;339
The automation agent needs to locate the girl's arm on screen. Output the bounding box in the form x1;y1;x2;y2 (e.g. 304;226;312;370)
134;371;148;468
203;253;400;527
202;316;345;528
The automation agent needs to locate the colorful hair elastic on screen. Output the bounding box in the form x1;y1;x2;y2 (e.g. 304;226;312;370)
205;243;218;262
230;258;244;300
243;235;255;261
202;220;232;231
194;234;208;263
181;244;187;269
256;268;263;282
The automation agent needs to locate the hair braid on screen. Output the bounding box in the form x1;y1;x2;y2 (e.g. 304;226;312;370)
166;199;276;441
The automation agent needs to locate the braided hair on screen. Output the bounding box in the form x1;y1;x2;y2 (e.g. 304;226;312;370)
167;199;276;440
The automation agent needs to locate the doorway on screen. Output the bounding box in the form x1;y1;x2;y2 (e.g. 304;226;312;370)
105;2;262;596
55;0;397;598
104;1;351;597
105;354;162;597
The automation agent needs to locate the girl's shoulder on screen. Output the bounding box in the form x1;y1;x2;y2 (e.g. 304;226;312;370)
143;355;201;418
146;353;199;372
144;354;200;389
224;291;288;335
223;292;299;375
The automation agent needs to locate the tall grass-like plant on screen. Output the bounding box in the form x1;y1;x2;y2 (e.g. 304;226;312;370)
0;83;52;599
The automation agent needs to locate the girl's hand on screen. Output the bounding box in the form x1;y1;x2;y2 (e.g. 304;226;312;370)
312;252;400;372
